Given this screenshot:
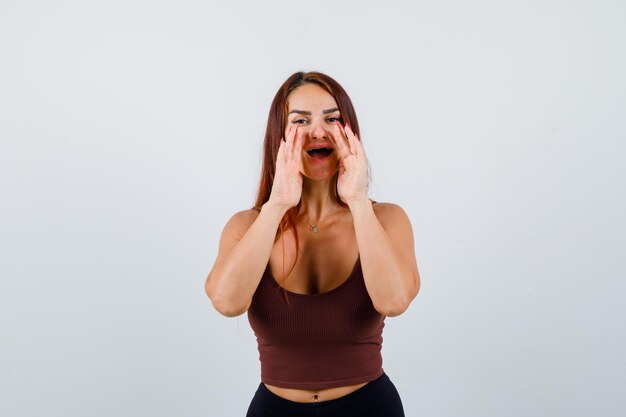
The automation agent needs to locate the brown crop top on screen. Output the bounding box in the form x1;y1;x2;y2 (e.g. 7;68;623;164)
246;255;386;390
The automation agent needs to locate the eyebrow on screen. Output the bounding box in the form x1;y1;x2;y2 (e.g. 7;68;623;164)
288;107;340;115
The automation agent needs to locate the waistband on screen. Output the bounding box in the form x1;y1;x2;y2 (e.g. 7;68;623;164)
253;371;392;413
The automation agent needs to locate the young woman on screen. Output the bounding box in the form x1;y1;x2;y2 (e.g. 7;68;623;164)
205;71;420;416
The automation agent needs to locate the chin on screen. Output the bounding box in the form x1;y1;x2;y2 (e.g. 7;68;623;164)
302;168;338;182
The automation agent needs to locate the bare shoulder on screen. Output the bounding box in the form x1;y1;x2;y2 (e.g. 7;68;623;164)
371;201;411;228
224;207;261;238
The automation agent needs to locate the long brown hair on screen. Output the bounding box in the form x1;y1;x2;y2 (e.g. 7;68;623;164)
253;71;362;303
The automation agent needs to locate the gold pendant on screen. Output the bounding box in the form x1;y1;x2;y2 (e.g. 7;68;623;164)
310;225;319;233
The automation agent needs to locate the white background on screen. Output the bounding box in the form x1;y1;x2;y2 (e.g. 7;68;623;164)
1;0;624;416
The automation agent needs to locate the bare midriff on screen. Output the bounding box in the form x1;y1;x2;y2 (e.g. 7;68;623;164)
264;381;369;403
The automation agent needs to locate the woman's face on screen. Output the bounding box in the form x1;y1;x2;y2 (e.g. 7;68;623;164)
285;83;341;181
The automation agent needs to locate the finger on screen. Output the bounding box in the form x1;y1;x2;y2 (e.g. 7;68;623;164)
288;125;298;162
327;129;343;160
287;125;298;160
293;126;304;162
285;125;293;159
284;125;292;145
353;131;365;157
335;121;349;145
349;134;364;159
332;122;351;159
294;129;305;172
345;123;365;158
344;124;358;155
276;138;286;166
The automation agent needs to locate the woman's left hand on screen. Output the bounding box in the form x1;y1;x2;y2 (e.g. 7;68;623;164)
330;122;369;205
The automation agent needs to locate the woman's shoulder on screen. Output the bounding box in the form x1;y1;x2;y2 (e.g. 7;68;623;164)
370;199;403;212
235;206;262;221
370;200;411;227
222;207;262;235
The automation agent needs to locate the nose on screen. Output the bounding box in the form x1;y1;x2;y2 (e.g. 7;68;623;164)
307;118;330;141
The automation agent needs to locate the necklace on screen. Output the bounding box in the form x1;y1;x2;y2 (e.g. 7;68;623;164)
303;201;336;233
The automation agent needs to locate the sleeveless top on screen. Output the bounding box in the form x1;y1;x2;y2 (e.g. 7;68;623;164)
247;252;386;390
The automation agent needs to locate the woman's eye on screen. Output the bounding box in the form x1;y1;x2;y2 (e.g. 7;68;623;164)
327;117;341;123
292;119;307;124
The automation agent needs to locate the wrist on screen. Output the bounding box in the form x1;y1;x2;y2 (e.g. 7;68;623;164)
347;198;373;213
261;200;290;218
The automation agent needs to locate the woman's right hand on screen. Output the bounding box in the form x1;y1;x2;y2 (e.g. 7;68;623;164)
267;125;304;210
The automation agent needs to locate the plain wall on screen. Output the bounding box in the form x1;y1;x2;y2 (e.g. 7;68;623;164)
1;0;624;416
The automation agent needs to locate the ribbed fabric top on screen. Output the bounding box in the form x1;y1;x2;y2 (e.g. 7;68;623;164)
247;256;386;390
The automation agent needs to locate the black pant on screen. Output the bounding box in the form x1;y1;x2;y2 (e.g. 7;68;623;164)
245;372;405;417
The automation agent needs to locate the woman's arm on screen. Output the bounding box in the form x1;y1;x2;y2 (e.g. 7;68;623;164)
205;202;287;317
206;126;303;317
350;200;421;317
328;122;420;316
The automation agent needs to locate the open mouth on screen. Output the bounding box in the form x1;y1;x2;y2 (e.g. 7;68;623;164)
306;147;334;160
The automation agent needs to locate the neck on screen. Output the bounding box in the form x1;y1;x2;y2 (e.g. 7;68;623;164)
299;178;336;220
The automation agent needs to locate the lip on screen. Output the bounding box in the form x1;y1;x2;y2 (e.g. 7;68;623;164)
305;143;334;152
304;147;335;163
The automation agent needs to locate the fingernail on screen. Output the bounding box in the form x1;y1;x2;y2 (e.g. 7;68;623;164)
346;122;351;129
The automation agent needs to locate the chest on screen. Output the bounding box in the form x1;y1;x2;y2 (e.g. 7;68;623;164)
267;224;358;295
249;260;384;345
